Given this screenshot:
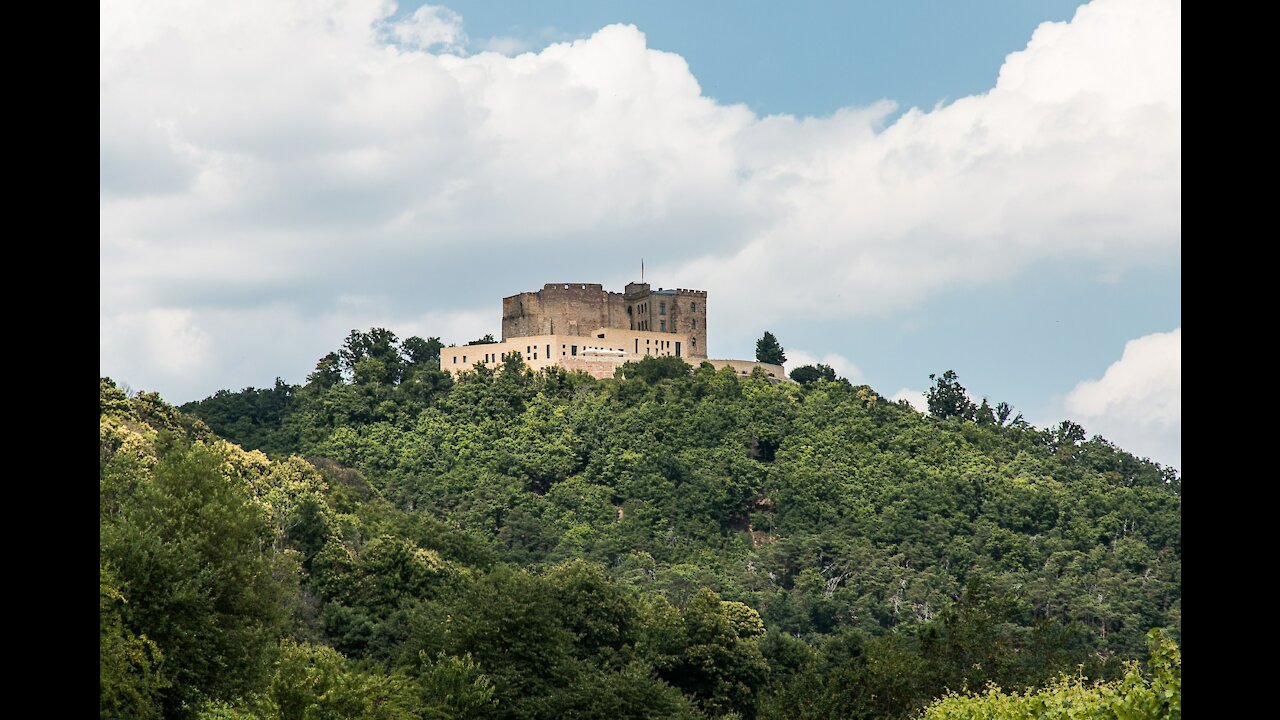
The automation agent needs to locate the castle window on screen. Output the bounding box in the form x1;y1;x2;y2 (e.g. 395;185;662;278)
692;319;696;329
571;345;577;356
463;355;467;363
452;356;457;364
659;302;666;316
691;302;696;312
692;337;696;347
660;320;666;332
547;344;551;357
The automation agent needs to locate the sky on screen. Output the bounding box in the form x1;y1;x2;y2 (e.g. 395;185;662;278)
100;0;1181;469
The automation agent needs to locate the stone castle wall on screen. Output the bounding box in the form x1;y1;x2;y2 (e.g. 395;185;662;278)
503;282;708;359
501;283;628;340
705;359;789;383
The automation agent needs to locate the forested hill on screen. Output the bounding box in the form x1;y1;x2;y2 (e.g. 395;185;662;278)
103;329;1180;719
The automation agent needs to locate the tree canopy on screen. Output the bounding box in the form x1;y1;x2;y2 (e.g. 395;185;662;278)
113;327;1181;719
789;364;836;386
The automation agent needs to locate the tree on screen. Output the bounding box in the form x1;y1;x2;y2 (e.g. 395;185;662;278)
307;352;344;389
756;332;786;365
790;364;836;386
647;589;769;718
1047;420;1087;452
101;565;167;720
975;399;996;426
926;370;977;421
100;442;289;717
133;322;1182;719
994;401;1026;428
401;336;444;366
412;652;498;718
340;328;404;385
467;333;497;345
921;630;1180;719
620;355;692;384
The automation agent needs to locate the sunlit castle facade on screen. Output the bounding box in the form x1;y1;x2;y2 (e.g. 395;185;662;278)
441;281;789;382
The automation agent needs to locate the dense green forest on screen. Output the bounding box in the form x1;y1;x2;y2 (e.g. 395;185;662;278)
102;328;1180;719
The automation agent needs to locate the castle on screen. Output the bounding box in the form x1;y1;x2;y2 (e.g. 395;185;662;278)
441;281;790;381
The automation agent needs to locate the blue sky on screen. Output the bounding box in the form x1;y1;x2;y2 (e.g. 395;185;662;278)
100;0;1181;467
430;1;1086;116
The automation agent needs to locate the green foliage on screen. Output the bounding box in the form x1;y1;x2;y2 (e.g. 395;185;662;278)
101;565;168;720
620;355;693;384
267;639;418;720
755;331;786;365
186;328;454;454
647;589;769;718
925;370;1030;433
788;364;836;385
308;352;344;389
107;326;1180;720
101;427;288;717
179;378;299;456
402;335;445;366
412;652;498;719
926;370;978;420
922;629;1180;719
342;328;405;384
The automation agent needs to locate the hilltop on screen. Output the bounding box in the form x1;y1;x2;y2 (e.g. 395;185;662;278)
103;327;1180;719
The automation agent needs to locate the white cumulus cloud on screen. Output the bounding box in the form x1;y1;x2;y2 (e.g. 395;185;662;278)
890;388;927;412
100;0;1180;403
391;4;466;51
1064;327;1180;468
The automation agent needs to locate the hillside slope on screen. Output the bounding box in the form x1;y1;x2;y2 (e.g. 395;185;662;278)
106;334;1180;718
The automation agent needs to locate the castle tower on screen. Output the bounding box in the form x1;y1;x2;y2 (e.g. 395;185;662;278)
622;282;707;359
